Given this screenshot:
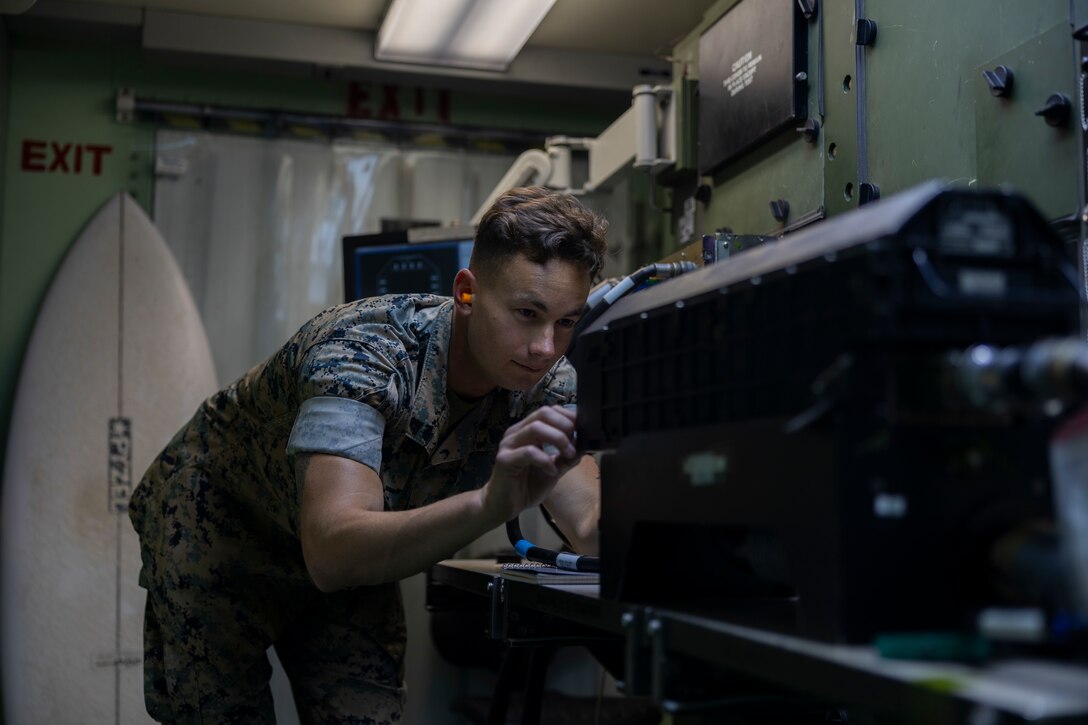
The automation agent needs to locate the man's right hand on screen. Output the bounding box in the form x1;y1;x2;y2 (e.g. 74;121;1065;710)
299;405;585;591
480;405;583;526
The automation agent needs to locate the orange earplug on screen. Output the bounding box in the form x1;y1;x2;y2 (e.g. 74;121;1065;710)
459;292;474;304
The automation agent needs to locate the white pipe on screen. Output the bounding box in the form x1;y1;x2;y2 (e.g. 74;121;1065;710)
547;145;573;191
632;84;657;170
470;148;552;224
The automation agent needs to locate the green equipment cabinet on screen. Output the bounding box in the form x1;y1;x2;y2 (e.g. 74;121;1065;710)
666;0;1085;279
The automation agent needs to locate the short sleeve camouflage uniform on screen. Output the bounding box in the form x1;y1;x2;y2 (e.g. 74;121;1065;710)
129;295;576;724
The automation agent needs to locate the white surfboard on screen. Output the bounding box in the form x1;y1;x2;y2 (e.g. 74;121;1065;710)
1;193;217;723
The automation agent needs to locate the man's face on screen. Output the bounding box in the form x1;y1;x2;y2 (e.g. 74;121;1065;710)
467;254;590;392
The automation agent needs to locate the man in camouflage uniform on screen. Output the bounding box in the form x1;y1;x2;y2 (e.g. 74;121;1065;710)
129;187;607;723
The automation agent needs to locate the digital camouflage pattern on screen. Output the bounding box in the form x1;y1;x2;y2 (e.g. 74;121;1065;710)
129;294;576;723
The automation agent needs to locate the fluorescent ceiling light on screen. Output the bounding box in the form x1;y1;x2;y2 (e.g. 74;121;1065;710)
376;0;557;72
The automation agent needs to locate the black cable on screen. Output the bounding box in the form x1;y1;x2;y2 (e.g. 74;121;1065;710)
504;261;699;572
538;504;572;549
505;517;600;572
567;261;696;357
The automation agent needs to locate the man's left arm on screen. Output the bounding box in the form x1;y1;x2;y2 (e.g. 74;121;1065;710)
542;455;600;555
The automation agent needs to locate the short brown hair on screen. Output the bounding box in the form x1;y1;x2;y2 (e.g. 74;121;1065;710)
472;187;608;281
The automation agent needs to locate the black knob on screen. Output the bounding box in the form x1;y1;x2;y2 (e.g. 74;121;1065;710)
859;183;881;206
797;0;818;20
770;199;790;223
1035;93;1071;127
856;18;877;46
796;118;821;143
982;65;1013;98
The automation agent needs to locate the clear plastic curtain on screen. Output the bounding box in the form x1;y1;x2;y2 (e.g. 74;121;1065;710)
152;130;517;387
149;129;630;723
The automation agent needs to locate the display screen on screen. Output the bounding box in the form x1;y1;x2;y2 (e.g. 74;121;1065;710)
342;231;474;302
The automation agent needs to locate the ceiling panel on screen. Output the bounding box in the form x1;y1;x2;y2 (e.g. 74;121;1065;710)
55;0;388;29
532;0;716;56
50;0;719;58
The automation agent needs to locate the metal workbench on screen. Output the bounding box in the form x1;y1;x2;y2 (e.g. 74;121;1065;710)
429;559;1088;724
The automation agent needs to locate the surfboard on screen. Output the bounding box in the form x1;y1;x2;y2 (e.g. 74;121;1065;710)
1;193;218;723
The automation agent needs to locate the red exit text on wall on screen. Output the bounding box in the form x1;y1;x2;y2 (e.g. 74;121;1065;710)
20;140;114;176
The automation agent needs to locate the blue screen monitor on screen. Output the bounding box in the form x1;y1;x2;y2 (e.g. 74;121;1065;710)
342;228;474;303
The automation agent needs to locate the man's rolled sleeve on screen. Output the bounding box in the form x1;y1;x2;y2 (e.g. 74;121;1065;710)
287;396;386;474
